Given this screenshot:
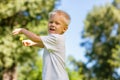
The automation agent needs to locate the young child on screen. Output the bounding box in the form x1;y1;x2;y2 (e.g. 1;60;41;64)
12;10;71;80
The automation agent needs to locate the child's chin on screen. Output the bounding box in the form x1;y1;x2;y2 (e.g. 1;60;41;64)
49;31;56;34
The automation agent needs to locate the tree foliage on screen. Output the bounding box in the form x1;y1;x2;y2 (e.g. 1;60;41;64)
81;0;120;79
67;56;89;80
0;0;58;80
69;0;120;80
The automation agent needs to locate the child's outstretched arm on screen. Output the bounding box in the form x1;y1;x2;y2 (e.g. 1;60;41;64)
12;28;44;48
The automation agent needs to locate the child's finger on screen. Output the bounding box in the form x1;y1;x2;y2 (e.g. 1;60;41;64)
22;41;27;46
22;41;26;46
12;30;18;35
12;29;21;35
26;42;30;46
22;41;30;46
24;42;28;46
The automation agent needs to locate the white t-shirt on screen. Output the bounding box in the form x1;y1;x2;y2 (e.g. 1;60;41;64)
41;34;69;80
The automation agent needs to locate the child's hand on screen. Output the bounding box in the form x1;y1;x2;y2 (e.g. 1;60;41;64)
12;28;23;35
22;40;33;46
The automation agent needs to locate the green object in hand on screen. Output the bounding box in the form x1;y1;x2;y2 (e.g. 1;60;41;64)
19;36;23;41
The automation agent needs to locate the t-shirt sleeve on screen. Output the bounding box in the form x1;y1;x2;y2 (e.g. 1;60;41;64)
40;34;58;51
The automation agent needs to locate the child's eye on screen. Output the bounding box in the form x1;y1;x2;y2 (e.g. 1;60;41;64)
49;21;53;23
55;22;60;25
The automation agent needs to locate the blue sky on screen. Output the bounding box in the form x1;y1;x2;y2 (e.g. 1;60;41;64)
57;0;113;62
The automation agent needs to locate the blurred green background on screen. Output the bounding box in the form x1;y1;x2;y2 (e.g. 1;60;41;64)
0;0;120;80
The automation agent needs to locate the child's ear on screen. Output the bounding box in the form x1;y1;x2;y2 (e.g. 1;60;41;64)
62;27;68;33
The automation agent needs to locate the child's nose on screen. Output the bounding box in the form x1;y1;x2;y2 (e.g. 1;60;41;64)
51;22;56;26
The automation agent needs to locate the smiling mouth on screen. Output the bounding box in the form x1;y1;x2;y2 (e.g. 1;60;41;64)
49;28;55;31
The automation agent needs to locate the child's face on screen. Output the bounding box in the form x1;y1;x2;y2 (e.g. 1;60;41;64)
48;14;67;34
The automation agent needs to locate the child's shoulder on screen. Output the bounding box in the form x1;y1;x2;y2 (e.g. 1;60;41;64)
48;34;64;42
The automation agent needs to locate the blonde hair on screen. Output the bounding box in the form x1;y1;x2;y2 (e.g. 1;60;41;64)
49;10;71;26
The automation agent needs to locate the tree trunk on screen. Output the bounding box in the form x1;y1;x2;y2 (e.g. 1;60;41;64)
3;64;17;80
